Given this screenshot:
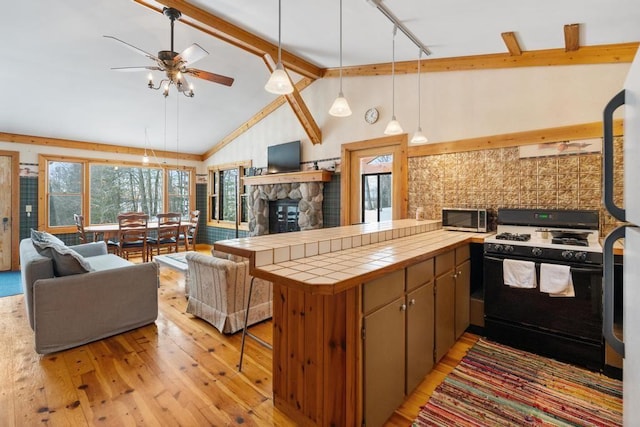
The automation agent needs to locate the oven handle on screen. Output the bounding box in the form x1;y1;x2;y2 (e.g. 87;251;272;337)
603;89;626;222
603;225;625;357
485;255;602;274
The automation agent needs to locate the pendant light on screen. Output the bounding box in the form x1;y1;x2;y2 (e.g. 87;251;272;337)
329;0;352;117
384;26;403;135
411;50;428;144
265;0;294;95
142;128;150;164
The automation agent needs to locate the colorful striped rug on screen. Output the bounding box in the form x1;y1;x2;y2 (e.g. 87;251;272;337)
414;338;622;426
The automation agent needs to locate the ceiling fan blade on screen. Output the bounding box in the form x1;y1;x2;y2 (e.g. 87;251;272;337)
187;68;234;87
103;35;160;62
176;43;208;66
110;66;163;72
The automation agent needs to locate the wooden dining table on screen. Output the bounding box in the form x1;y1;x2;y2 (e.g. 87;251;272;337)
85;222;189;242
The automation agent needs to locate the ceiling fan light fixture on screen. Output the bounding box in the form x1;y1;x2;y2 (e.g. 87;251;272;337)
265;62;294;94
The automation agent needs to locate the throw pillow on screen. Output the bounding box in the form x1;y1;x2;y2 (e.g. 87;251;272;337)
31;229;66;257
49;244;94;276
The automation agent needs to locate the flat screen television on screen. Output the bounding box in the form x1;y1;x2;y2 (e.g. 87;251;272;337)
267;140;301;174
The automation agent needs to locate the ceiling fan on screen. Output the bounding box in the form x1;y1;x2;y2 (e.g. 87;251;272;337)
104;7;234;97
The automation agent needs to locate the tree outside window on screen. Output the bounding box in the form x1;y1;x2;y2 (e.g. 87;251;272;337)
48;161;83;227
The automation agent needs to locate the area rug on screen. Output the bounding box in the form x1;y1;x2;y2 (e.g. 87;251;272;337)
414;338;622;427
0;271;23;298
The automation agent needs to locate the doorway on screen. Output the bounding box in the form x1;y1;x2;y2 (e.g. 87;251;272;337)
340;134;408;225
362;171;392;223
0;151;20;271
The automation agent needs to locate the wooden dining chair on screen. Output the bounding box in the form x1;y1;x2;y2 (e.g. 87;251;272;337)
74;213;118;253
178;210;200;251
147;212;181;260
116;212;150;262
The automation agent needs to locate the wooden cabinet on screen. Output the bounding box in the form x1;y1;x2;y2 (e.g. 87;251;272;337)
454;245;471;339
363;260;435;426
435;250;456;362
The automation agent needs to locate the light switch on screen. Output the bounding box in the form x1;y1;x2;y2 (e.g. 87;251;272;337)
25;205;32;213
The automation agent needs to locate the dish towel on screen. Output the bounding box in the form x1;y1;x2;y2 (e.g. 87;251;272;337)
503;259;537;288
540;263;575;297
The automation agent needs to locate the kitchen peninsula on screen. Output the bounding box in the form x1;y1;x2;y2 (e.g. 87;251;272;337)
214;220;489;426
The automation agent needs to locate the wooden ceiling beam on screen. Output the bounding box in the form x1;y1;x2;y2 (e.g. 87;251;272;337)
263;55;322;145
501;32;522;56
203;77;316;160
133;0;323;80
323;42;638;77
0;132;202;162
564;23;580;52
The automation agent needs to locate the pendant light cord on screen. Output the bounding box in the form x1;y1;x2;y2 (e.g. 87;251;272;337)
176;93;180;169
391;25;397;117
339;0;343;92
417;49;422;127
277;0;282;63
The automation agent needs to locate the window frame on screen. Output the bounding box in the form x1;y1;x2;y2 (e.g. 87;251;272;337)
207;160;251;231
38;154;196;234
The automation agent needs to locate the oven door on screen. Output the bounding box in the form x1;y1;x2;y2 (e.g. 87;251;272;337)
484;254;603;342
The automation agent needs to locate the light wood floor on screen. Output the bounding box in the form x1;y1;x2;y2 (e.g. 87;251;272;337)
1;246;477;426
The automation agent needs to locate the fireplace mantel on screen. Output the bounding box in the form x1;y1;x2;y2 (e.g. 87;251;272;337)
243;170;332;186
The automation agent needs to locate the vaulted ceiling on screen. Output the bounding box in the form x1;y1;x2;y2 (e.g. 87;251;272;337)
2;0;639;159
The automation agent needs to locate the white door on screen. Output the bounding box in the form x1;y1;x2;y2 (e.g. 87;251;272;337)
0;155;13;270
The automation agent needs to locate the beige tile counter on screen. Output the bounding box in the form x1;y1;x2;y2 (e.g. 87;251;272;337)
214;220;492;295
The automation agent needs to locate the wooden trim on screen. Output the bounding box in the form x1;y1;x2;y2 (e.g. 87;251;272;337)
407;119;624;157
243;170;332;186
323;42;638;77
134;0;322;80
501;32;522;56
564;24;580;52
263;55;322;145
0;150;21;270
340;134;408;226
203;77;315;160
0;132;202;162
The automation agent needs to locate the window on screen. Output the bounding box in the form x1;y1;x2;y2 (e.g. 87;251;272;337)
39;154;195;233
47;160;84;227
208;161;250;229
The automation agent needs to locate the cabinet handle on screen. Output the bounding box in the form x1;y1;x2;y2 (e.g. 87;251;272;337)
409;298;416;306
400;304;407;311
452;272;458;278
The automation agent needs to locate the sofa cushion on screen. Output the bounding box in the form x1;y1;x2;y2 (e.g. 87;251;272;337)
85;254;132;271
49;244;94;276
30;229;65;257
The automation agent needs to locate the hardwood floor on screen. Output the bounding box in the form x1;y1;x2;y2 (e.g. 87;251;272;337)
1;246;477;426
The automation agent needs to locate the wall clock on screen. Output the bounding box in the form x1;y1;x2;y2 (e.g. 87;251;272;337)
364;107;379;124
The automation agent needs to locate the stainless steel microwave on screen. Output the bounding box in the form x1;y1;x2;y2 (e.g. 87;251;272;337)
442;208;494;232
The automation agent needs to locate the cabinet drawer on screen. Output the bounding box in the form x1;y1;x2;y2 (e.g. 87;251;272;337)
363;269;404;313
406;258;434;291
455;245;470;264
435;250;455;277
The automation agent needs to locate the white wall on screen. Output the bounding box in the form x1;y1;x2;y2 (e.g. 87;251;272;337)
205;62;630;170
1;62;630;171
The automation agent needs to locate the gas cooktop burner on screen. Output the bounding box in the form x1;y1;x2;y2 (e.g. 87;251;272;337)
495;232;531;241
552;237;589;247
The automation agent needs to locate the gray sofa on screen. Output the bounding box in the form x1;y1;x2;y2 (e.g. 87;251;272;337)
19;238;159;354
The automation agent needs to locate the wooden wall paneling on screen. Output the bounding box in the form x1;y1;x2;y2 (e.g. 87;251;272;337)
323;290;347;426
287;287;306;411
303;291;325;423
272;282;287;407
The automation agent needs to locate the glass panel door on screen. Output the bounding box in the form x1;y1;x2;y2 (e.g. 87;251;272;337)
362;172;392;223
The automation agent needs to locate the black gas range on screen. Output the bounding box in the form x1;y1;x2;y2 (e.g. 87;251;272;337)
483;208;604;371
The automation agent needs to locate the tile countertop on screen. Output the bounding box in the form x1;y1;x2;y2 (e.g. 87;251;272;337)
214;220;491;295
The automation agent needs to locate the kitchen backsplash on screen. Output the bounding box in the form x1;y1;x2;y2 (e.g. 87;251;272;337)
408;136;624;235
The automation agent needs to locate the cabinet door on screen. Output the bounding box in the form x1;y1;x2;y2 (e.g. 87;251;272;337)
406;282;434;395
435;272;455;362
364;297;406;427
455;259;471;339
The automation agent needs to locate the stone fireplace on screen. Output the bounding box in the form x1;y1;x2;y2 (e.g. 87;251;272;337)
247;181;324;236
